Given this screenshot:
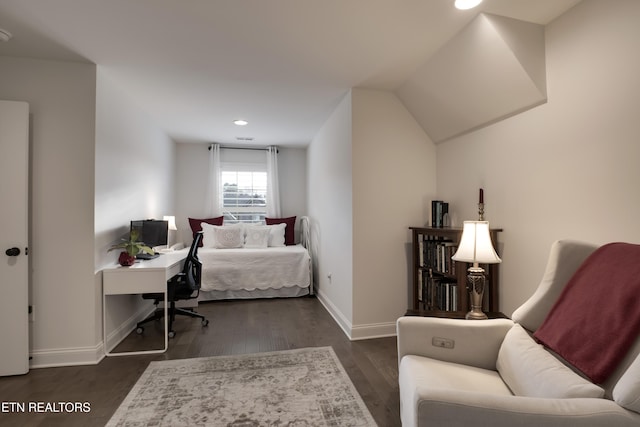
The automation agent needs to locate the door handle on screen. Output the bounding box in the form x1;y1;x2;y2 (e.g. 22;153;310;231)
5;247;20;257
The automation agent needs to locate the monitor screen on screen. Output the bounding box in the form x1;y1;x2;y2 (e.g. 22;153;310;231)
130;220;168;248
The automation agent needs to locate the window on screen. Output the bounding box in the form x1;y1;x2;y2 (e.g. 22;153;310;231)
220;163;268;224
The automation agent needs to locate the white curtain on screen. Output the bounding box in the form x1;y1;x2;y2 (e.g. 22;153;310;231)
266;146;281;217
205;143;222;217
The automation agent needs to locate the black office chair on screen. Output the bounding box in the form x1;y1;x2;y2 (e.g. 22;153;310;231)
136;232;209;338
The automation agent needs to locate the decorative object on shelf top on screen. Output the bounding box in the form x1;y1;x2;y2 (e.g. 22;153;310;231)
431;200;450;227
108;229;154;266
452;220;501;319
478;187;485;220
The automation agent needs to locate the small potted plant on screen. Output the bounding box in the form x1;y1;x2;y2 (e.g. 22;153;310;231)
108;229;155;266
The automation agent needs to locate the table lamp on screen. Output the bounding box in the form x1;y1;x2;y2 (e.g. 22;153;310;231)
452;221;501;319
162;215;178;251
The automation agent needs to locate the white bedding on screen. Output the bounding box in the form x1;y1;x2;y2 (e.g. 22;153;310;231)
198;244;311;296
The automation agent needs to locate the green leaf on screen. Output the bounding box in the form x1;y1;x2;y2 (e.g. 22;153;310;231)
108;229;155;256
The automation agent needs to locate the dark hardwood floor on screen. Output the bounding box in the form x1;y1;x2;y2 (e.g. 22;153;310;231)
0;297;401;426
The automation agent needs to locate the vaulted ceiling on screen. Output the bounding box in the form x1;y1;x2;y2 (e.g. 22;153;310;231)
0;0;581;147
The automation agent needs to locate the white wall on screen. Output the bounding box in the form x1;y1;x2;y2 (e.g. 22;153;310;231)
0;56;98;366
174;144;307;245
94;70;176;267
351;88;436;338
307;93;354;331
278;147;307;225
309;89;437;339
95;69;176;352
436;0;640;316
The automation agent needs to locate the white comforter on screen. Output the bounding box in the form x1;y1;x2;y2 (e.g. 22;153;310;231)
198;245;311;292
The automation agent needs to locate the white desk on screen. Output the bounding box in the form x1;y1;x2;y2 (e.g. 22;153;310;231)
102;250;187;356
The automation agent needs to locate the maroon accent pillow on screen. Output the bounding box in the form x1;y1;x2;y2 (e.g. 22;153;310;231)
188;216;223;246
266;216;296;246
534;242;640;384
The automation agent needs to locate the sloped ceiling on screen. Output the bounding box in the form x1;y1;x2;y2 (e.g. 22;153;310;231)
0;1;581;147
397;13;547;143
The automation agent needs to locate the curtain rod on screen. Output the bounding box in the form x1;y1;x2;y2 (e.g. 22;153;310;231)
208;144;278;153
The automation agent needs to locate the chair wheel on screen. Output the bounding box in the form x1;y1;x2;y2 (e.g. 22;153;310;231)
168;331;176;339
136;327;144;334
202;319;209;327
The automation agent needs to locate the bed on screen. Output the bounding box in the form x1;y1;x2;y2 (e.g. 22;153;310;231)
197;244;311;300
189;216;313;301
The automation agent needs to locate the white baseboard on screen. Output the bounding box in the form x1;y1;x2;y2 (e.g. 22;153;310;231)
104;304;155;354
29;304;154;369
315;290;353;339
30;342;104;369
350;321;397;340
29;294;394;368
315;290;398;341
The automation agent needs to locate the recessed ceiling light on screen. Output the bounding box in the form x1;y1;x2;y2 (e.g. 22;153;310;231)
233;119;248;126
455;0;482;10
0;28;12;42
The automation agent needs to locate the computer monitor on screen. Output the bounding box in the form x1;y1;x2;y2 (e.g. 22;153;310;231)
130;220;168;248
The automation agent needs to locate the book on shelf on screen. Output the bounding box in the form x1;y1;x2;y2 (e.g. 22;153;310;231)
419;234;457;276
422;272;458;311
431;200;449;228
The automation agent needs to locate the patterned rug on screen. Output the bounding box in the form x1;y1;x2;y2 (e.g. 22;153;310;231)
106;346;378;426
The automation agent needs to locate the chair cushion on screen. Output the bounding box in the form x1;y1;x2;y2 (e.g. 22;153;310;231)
534;242;640;383
613;351;640;413
399;354;512;427
400;355;512;395
497;325;604;399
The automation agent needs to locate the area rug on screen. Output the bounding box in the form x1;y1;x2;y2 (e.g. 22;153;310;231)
106;346;378;426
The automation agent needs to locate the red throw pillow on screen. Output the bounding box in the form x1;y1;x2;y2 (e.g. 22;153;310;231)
266;216;296;246
534;242;640;383
188;216;223;246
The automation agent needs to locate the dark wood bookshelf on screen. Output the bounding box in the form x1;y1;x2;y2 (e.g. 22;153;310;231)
408;226;503;315
405;309;508;320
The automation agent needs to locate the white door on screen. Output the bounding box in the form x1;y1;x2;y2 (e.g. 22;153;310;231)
0;100;29;376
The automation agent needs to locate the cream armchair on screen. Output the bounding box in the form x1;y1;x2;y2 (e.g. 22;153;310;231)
397;240;640;427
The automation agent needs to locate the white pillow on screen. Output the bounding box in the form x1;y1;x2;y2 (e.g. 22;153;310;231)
613;352;640;413
244;226;270;248
201;223;244;248
200;222;218;248
213;226;244;249
497;324;604;399
267;223;286;247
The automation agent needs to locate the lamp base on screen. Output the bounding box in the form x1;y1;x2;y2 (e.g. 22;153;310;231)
465;309;488;320
465;266;488;320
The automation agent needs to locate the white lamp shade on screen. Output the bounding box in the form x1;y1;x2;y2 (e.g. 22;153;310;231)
452;221;501;264
163;215;177;231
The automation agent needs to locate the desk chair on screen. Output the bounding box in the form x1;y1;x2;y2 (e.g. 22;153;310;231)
136;232;209;338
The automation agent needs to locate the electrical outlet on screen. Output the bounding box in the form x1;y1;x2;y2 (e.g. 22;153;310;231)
432;337;454;349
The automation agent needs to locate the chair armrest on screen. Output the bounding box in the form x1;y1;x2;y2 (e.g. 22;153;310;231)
397;316;514;370
413;388;640;427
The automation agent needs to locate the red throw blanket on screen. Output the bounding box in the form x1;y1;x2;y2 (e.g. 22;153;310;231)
534;242;640;384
